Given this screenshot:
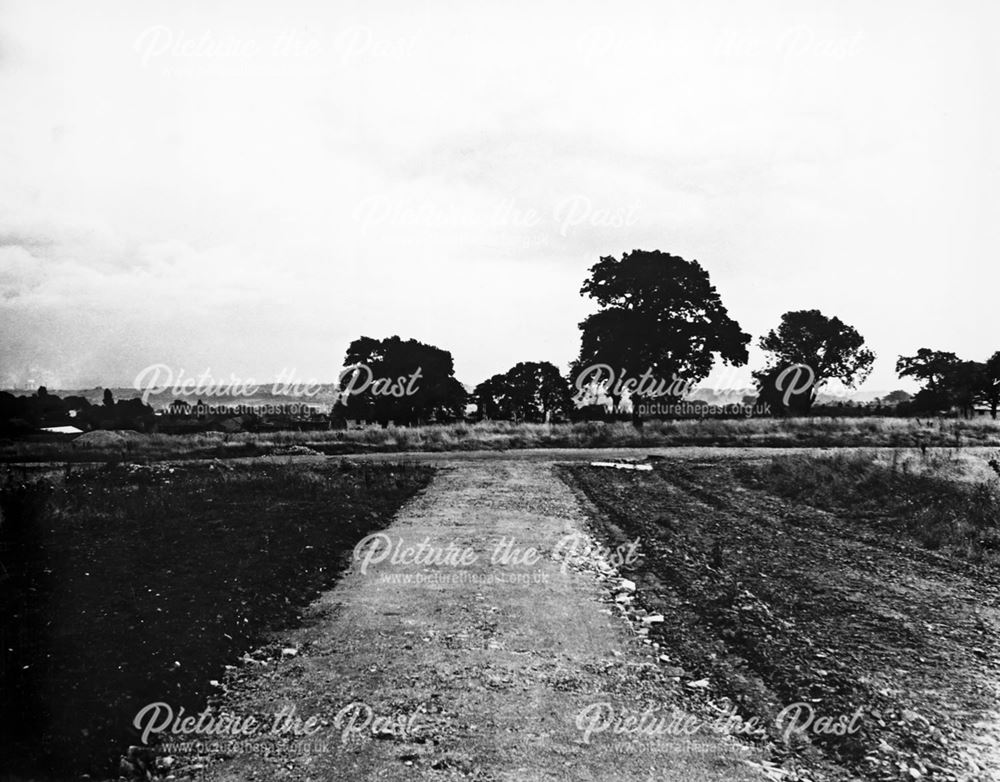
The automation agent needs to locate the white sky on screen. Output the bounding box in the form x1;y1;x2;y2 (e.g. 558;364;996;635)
1;0;997;391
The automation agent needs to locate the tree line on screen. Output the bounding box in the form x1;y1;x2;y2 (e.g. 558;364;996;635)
0;388;155;436
335;250;998;424
4;249;996;433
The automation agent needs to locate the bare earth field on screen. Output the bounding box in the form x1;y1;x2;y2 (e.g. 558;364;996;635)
0;462;433;779
560;457;1000;781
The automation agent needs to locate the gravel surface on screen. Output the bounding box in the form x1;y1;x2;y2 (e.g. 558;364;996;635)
177;459;765;781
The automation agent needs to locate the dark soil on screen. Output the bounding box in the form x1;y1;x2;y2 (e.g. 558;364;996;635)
560;457;1000;780
0;460;433;780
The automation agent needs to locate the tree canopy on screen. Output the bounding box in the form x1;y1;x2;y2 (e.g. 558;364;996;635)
572;250;750;402
335;335;467;426
985;352;1000;419
895;349;961;392
896;348;994;417
474;361;571;422
755;309;875;414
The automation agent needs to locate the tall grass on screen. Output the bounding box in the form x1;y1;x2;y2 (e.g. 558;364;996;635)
3;416;1000;462
735;452;1000;562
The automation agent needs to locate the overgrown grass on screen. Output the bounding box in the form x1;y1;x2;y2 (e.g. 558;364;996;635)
4;416;1000;463
735;452;1000;561
0;460;433;779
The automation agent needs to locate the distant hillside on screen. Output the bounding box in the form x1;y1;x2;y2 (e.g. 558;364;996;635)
687;387;890;405
0;386;342;411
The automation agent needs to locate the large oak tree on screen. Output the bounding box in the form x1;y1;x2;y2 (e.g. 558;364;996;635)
572;250;750;413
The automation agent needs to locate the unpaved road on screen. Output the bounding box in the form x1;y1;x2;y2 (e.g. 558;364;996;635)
189;459;764;781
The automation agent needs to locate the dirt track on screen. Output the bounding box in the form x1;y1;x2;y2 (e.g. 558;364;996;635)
188;459;764;781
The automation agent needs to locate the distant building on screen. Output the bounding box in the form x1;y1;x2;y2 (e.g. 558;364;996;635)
40;425;84;435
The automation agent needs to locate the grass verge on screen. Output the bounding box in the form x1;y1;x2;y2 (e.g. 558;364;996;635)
3;417;1000;464
734;452;1000;562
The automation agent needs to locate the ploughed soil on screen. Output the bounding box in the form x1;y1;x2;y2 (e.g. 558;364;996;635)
0;461;433;780
561;459;1000;781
